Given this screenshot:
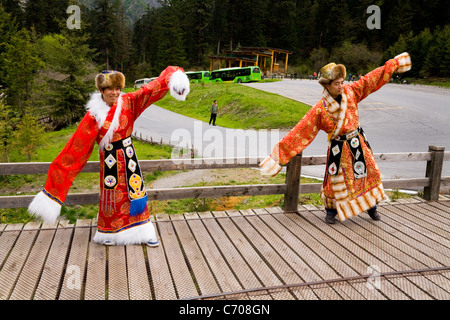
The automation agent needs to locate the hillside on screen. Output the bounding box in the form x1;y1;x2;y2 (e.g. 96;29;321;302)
153;82;311;130
78;0;160;24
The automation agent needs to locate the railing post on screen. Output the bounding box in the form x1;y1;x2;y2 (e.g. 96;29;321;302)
423;145;445;201
283;153;302;212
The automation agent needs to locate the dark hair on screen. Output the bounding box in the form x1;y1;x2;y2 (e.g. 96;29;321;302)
214;100;217;103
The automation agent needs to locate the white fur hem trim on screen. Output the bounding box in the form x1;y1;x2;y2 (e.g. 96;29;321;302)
93;220;157;246
169;70;190;101
28;191;62;224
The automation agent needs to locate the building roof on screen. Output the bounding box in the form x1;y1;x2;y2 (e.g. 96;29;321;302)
239;47;293;54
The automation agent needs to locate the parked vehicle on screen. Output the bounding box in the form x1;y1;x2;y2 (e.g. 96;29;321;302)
185;71;211;84
134;77;157;89
210;66;261;83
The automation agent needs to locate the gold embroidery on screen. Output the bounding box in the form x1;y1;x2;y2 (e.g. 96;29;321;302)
129;173;145;199
51;169;64;185
72;137;85;152
120;201;130;213
111;218;124;229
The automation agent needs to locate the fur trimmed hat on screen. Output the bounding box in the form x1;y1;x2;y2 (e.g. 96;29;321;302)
318;63;346;87
95;70;125;91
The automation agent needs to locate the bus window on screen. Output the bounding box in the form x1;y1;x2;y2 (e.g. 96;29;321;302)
187;72;201;80
134;78;152;89
186;71;211;83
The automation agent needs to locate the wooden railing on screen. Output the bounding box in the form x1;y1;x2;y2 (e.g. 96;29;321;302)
0;146;448;212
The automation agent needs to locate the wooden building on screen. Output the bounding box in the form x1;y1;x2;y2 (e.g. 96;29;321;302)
209;47;292;76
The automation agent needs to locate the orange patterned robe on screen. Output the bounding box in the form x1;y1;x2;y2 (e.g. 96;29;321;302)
272;59;401;221
41;66;184;244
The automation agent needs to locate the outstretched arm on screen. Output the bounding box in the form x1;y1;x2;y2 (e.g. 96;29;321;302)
125;66;190;119
260;103;328;176
28;113;99;223
348;52;411;103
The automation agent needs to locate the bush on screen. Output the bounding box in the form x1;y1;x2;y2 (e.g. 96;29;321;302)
14;108;45;161
385;26;450;78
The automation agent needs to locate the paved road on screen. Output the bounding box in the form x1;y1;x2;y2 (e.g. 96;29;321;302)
244;80;450;181
134;79;450;183
244;79;450;154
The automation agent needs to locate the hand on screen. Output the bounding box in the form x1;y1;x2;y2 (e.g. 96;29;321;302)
394;52;412;73
259;155;282;176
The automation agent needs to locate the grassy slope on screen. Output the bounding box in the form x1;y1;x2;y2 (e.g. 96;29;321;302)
153;82;311;130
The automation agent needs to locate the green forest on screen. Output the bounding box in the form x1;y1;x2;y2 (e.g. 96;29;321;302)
0;0;450;162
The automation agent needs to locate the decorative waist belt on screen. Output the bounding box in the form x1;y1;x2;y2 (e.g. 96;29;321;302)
103;136;147;216
327;127;372;179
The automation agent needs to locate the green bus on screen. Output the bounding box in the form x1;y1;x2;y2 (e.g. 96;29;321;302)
185;71;211;83
210;66;261;83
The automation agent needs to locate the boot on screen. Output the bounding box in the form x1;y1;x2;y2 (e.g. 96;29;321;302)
325;214;336;224
147;239;160;247
325;208;337;224
367;206;381;221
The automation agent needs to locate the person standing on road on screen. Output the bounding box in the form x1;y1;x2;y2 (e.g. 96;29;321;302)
209;100;218;126
28;66;190;246
260;52;411;224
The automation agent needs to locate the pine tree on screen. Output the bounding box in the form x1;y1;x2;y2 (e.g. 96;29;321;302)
14;108;44;161
211;0;229;54
24;0;69;35
152;3;187;72
114;0;132;71
0;28;44;112
88;0;120;70
0;0;24;28
424;26;450;77
0;4;18;86
129;6;158;79
132;7;154;64
182;0;214;66
0;97;18;162
37;30;96;127
266;0;298;50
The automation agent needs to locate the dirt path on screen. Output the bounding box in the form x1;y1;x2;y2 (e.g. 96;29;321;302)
149;168;273;189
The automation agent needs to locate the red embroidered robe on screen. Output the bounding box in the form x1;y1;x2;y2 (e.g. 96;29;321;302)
32;66;185;244
271;59;401;221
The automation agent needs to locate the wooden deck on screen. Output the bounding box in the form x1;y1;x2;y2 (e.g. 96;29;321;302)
0;197;449;300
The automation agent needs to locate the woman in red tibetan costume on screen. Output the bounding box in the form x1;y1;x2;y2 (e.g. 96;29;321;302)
260;53;411;224
28;66;190;246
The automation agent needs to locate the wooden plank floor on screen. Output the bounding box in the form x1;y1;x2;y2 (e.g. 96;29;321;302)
0;197;449;300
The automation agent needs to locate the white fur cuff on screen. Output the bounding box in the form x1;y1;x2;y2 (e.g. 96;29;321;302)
259;155;282;176
28;191;62;224
169;70;190;101
93;220;157;246
394;52;412;73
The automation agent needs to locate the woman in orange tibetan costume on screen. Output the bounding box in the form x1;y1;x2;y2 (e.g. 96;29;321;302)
260;53;411;224
28;66;190;246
